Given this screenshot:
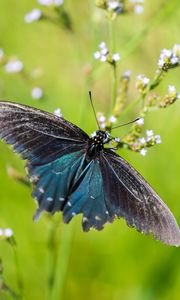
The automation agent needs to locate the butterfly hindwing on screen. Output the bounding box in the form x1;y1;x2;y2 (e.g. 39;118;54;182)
63;158;114;231
99;150;180;246
28;150;87;218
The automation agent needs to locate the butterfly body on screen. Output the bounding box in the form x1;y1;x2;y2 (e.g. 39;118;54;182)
0;101;180;246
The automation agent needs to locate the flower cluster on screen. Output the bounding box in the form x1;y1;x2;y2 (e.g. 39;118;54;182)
0;228;13;239
94;42;120;64
158;47;179;71
132;129;162;156
95;0;144;18
119;118;162;156
159;85;180;108
107;1;124;14
96;112;118;130
136;74;150;93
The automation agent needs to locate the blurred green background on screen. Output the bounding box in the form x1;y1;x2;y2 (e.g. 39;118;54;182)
0;0;180;300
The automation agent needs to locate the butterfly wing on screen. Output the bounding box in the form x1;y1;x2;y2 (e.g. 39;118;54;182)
99;150;180;246
0;101;89;164
62;158;114;230
0;101;89;215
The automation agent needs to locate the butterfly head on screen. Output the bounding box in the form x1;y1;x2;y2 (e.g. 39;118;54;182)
90;130;110;147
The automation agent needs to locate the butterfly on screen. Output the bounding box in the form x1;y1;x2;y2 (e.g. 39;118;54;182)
0;101;179;246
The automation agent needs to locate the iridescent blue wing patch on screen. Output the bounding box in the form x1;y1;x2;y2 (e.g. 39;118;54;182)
63;158;114;231
29;151;87;219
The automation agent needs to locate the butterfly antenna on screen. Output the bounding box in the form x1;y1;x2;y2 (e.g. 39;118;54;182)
111;117;140;130
88;91;100;130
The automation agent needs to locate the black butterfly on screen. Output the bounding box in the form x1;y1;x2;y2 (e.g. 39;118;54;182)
0;101;179;246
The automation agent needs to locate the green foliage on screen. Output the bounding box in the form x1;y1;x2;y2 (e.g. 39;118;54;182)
0;0;180;300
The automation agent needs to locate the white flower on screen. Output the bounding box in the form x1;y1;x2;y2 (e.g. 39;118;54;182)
170;56;178;65
98;115;106;123
38;0;64;6
162;49;172;58
0;48;4;59
109;115;117;123
94;51;101;59
5;59;24;73
0;228;3;236
24;9;42;23
124;70;131;78
139;137;146;144
155;134;161;144
31;87;43;99
4;228;13;238
100;55;107;62
140;148;147;156
143;77;150;85
100;48;108;55
108;1;119;10
137;74;149;87
54;0;64;5
146;129;154;137
38;0;53;5
99;42;106;49
114;137;120;142
168;85;176;93
112;53;120;61
54;108;62;117
134;5;144;14
136;118;144;125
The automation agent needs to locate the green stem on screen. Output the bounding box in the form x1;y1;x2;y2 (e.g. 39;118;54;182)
11;243;24;299
108;19;118;110
112;63;117;108
2;283;22;300
47;217;59;300
50;224;74;300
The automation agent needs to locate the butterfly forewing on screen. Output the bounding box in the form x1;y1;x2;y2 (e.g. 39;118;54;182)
0;101;89;164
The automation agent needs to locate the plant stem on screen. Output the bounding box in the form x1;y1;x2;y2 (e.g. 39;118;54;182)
11;242;24;300
109;19;118;109
47;217;59;300
50;224;74;300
